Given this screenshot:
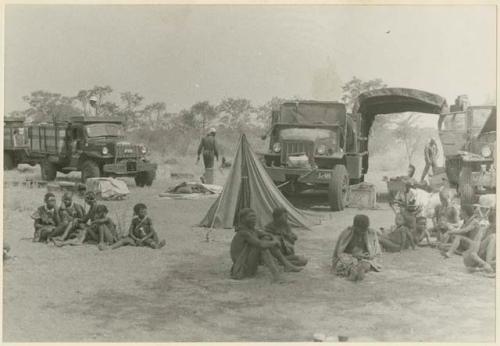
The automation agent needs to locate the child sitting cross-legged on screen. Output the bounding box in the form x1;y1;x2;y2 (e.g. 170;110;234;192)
106;203;166;250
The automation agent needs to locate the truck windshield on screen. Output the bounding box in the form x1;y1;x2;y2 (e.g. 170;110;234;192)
85;123;124;138
471;108;493;136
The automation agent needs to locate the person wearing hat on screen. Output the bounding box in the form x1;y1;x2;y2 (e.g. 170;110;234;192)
197;128;219;183
86;95;99;117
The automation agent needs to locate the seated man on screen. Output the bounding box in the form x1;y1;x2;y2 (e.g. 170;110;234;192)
31;192;63;242
264;207;308;267
442;204;480;258
332;214;381;282
464;209;496;273
230;208;302;283
432;189;460;242
378;213;415;252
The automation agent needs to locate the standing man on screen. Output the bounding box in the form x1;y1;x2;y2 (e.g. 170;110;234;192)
420;138;438;182
86;95;99;117
197;128;219;184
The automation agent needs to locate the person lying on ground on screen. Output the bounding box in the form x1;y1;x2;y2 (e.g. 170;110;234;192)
332;214;381;282
413;216;432;246
53;192;86;242
432;189;460;242
264;207;308;267
88;205;119;251
442;204;480;258
230;208;302;283
463;209;496;273
378;213;416;252
106;203;166;250
31;192;63;243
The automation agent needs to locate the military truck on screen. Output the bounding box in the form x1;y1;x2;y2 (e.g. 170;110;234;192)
261;101;359;211
25;116;157;186
4;117;35;170
438;103;496;202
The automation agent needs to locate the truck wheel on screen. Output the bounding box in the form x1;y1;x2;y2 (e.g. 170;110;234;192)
4;152;15;170
459;166;476;204
81;160;100;182
328;165;350;211
41;160;57;181
144;170;156;186
134;173;146;187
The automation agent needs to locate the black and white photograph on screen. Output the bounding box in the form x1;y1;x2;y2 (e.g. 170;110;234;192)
2;3;497;342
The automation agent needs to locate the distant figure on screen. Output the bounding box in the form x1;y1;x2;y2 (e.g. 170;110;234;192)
86;95;99;117
420;138;439;182
197;128;219;184
403;164;417;186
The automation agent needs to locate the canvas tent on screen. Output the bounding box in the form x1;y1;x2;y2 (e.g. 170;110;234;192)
199;134;315;230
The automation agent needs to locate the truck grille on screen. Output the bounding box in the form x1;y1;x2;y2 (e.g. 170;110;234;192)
116;144;138;158
281;141;314;165
126;161;137;172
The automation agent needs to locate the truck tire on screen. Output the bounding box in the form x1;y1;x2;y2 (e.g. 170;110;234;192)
41;160;57;181
459;166;476;204
135;171;155;187
4;152;15;171
81;160;100;182
328;165;350;211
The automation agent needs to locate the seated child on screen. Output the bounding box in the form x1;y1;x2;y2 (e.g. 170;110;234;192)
54;192;86;242
108;203;166;250
31;192;63;242
264;207;308;267
413;216;432;246
89;205;119;250
378;213;416;252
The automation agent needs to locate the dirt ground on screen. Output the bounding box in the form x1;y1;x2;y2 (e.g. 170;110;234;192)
2;166;496;342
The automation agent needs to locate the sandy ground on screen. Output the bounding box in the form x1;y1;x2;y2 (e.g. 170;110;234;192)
2;165;496;342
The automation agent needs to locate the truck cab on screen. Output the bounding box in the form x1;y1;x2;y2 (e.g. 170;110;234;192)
27;116;157;186
261;101;360;211
439;104;496;201
3;117;34;170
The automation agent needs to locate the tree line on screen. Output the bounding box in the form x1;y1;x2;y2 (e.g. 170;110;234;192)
7;77;429;163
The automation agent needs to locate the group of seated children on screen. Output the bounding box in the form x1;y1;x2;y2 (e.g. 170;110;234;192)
31;191;165;251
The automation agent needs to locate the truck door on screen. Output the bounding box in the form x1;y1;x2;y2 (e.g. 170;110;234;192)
438;111;468;156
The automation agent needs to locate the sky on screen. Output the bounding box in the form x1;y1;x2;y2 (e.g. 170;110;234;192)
4;5;497;116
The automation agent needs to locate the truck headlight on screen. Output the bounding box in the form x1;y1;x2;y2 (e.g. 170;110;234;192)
272;142;281;153
481;146;492;158
316;144;326;155
102;147;109;155
140;145;147;155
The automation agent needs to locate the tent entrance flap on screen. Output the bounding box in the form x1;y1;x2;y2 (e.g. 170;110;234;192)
199;134;315;230
353;88;448;138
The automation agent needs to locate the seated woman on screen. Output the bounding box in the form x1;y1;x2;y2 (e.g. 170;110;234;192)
52;192;86;243
230;208;302;283
332;214;381;282
378;213;416;252
264;207;308;267
463;209;496;273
